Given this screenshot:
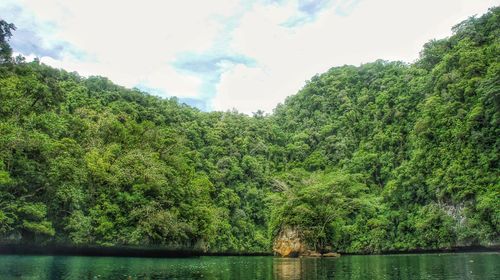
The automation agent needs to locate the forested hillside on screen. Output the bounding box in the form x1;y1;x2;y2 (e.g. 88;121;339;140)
0;8;498;253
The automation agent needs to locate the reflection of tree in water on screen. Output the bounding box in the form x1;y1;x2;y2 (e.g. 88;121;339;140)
272;254;500;280
274;258;302;280
274;258;335;280
1;254;499;279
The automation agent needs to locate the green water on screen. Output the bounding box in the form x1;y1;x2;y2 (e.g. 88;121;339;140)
0;253;498;279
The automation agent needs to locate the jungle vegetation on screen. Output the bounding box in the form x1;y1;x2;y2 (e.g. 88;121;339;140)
0;8;498;253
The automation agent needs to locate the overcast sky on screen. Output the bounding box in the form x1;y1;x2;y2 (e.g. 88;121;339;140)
1;0;498;114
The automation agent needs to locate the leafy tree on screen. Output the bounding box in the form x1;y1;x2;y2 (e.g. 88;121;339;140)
0;19;15;63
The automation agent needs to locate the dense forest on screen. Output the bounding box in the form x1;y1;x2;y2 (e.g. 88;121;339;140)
0;8;498;254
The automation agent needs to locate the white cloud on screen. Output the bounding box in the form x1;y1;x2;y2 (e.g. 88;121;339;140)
2;0;498;113
6;0;239;98
213;0;499;113
214;63;298;113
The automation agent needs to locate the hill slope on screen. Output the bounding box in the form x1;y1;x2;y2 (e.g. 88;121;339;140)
0;7;498;253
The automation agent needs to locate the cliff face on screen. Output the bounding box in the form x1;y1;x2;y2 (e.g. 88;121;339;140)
273;227;306;257
273;226;341;257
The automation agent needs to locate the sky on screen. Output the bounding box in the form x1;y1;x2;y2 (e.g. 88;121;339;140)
1;0;498;114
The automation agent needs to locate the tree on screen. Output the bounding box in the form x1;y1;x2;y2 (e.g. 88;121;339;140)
0;19;16;63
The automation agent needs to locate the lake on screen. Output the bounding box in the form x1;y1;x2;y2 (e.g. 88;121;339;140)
0;252;498;279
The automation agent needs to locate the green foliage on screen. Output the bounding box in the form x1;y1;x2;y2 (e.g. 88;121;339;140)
269;7;500;252
0;8;498;253
0;19;15;63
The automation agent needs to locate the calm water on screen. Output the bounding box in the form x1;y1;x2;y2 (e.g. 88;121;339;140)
0;252;498;279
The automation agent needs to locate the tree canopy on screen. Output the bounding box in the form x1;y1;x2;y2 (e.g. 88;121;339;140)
0;8;498;253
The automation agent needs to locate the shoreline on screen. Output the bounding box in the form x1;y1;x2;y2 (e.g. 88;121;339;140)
0;244;498;258
338;245;500;256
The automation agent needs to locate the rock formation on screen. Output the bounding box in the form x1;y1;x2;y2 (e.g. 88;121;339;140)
273;226;306;257
273;226;341;257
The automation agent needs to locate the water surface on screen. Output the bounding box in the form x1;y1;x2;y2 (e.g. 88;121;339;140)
0;252;498;279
